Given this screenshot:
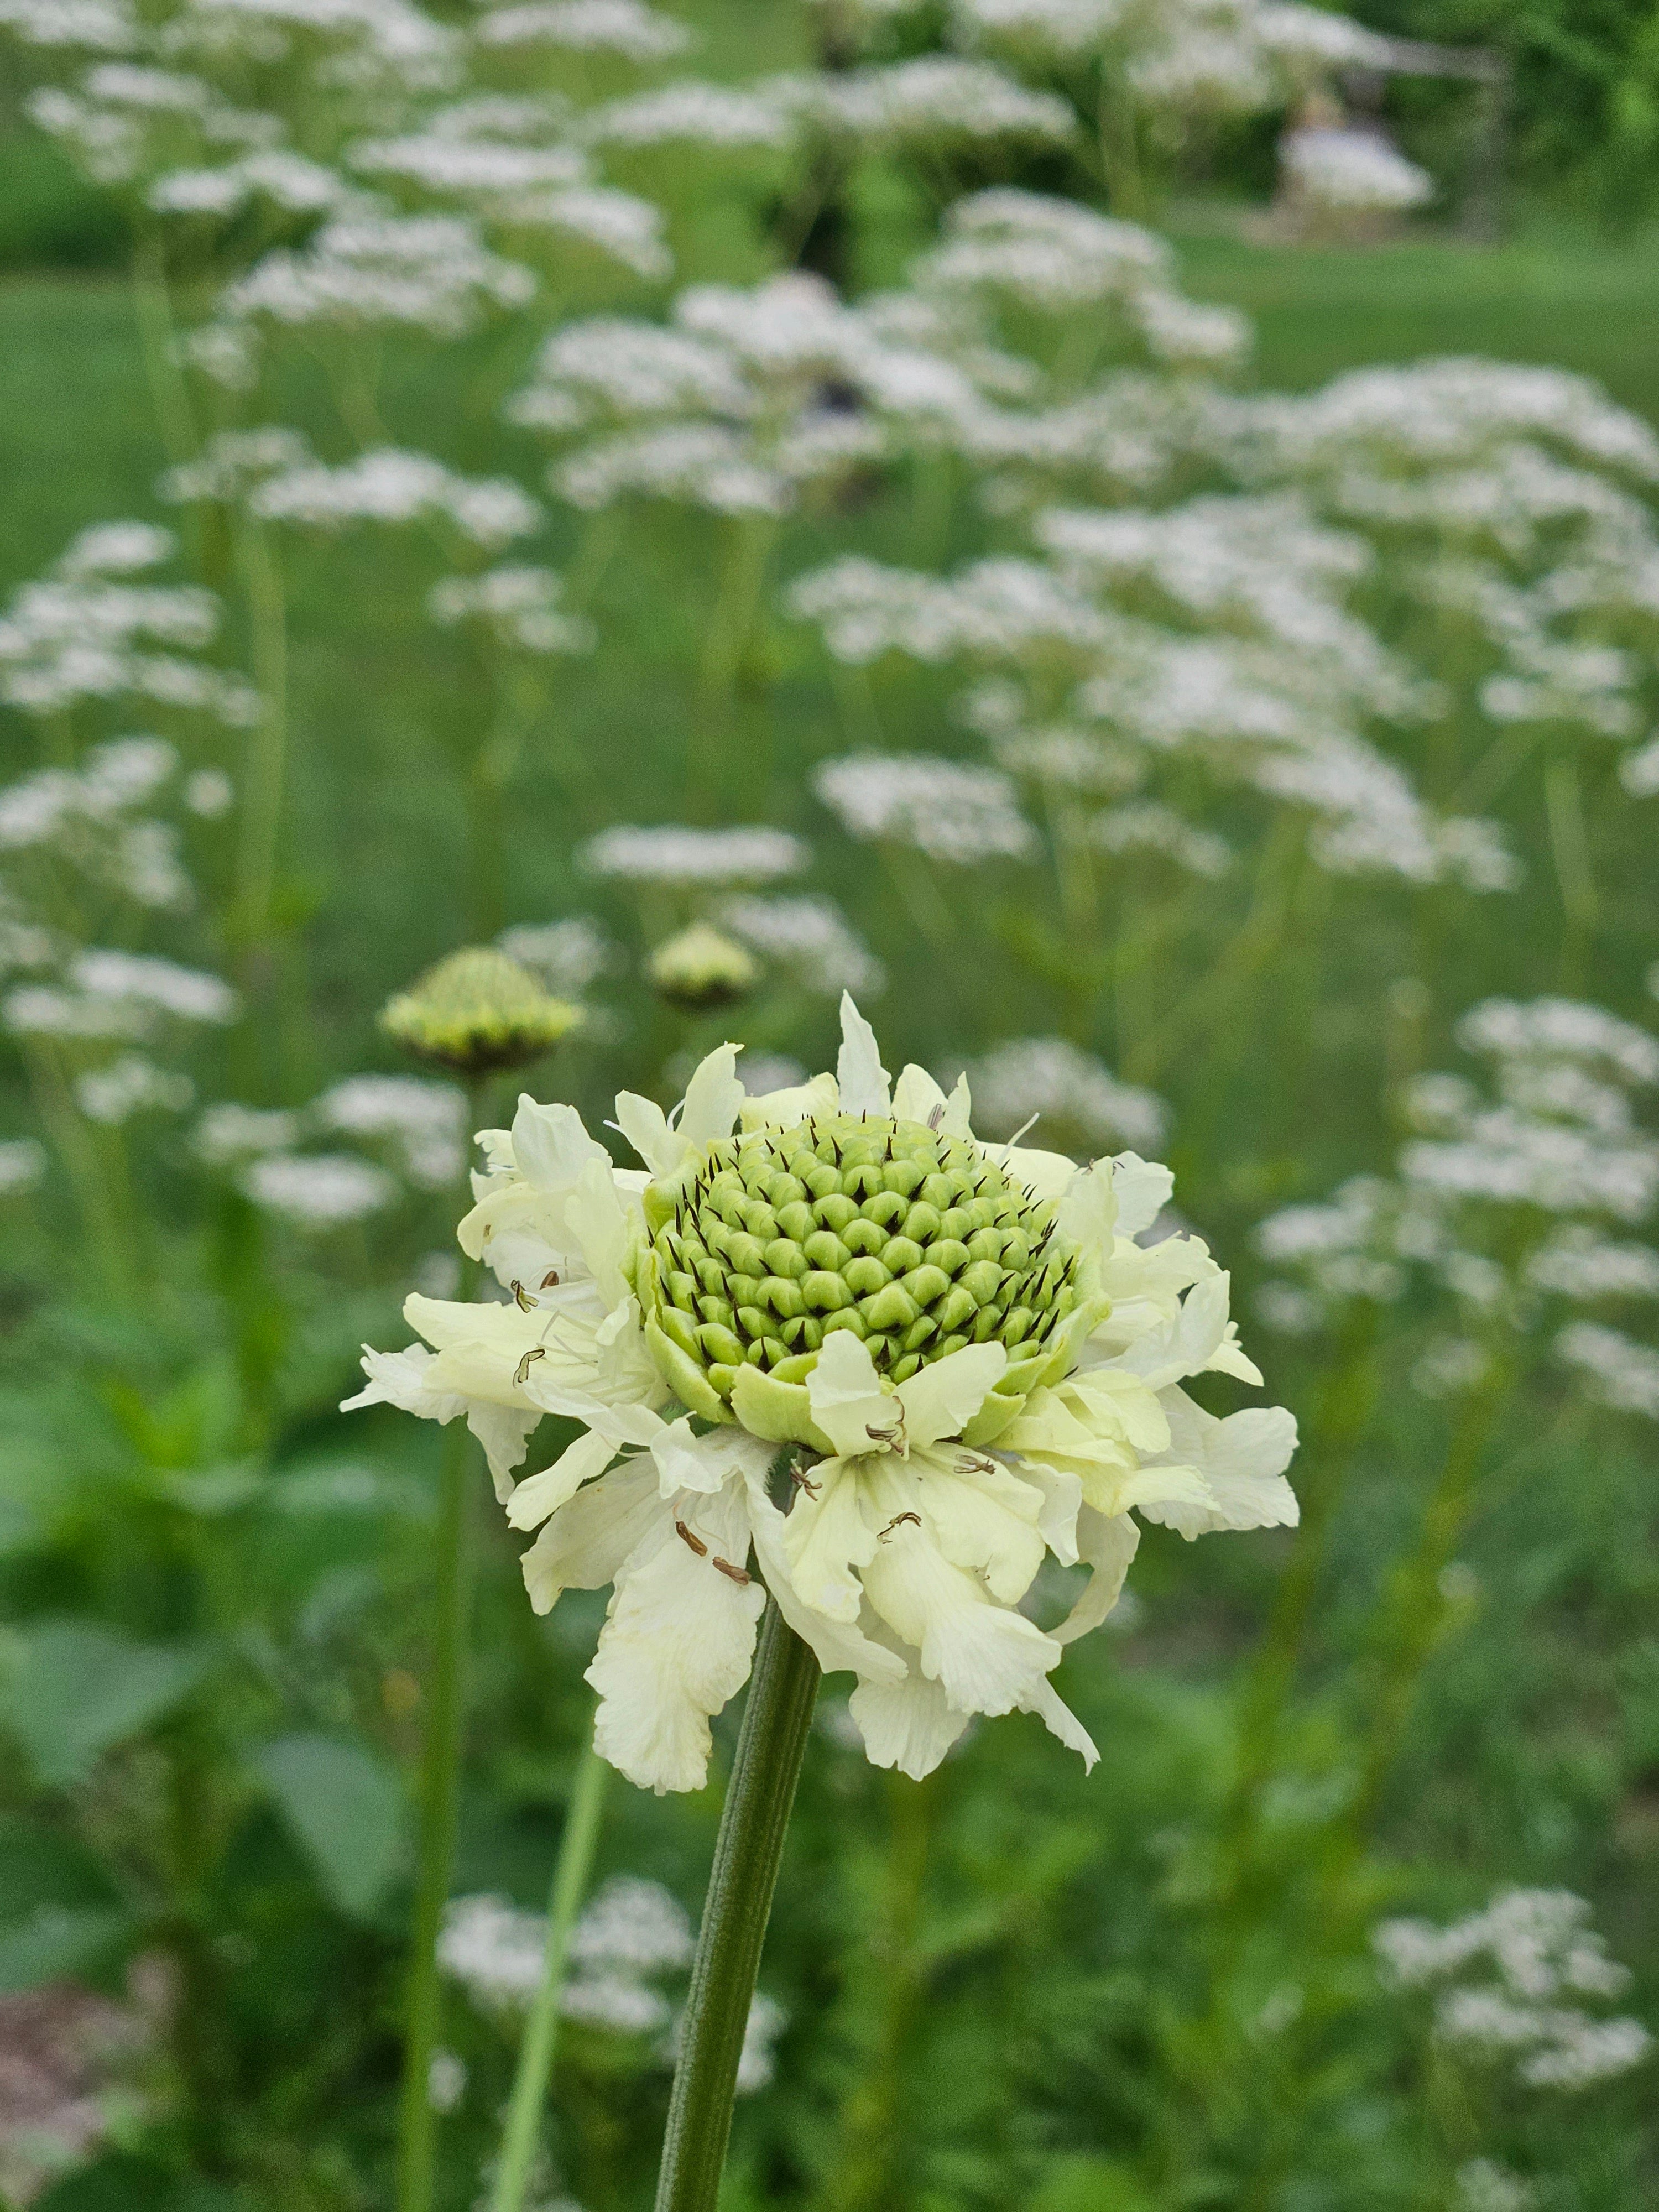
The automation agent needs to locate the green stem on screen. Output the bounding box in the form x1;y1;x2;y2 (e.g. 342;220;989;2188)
489;1735;610;2212
231;518;289;1016
399;1098;489;2212
131;229;197;469
654;1597;821;2212
1348;1368;1509;1834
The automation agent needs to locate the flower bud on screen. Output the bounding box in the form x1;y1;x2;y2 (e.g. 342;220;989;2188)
648;922;757;1011
380;947;581;1075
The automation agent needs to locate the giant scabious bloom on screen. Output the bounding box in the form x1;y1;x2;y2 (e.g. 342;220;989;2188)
348;997;1296;1792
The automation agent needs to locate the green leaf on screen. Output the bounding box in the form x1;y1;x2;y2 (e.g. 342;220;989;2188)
252;1733;407;1919
0;1621;210;1787
0;1903;131;1994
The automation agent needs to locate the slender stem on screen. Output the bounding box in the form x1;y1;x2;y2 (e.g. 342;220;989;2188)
231;518;289;1036
489;1735;610;2212
399;1090;489;2212
397;1410;481;2212
654;1597;820;2212
1348;1367;1509;1833
131;229;197;469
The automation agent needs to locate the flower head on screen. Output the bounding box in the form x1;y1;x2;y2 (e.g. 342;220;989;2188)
380;946;582;1074
348;997;1295;1793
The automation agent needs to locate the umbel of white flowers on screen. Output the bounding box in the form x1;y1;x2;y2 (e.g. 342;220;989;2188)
347;997;1297;1792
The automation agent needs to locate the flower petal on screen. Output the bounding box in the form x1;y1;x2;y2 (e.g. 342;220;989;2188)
520;1459;659;1611
740;1462;908;1686
836;992;891;1117
505;1424;618;1530
1111;1152;1173;1237
342;1343;465;1425
912;1445;1046;1604
649;1418;773;1499
780;1458;877;1622
509;1095;609;1191
678;1041;745;1148
860;1507;1059;1717
740;1069;838;1132
896;1341;1006;1448
466;1403;542;1502
1051;1504;1139;1645
613;1089;681;1177
587;1482;765;1794
805;1329;894;1458
848;1663;971;1780
1017;1676;1098;1770
1138;1391;1298;1539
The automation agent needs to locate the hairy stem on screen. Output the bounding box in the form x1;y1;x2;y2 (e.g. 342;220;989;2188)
653;1596;820;2212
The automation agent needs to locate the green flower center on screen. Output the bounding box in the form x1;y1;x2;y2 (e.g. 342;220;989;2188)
639;1114;1084;1404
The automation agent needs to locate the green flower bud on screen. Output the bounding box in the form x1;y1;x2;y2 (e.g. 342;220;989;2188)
648;922;757;1011
380;947;581;1075
637;1113;1088;1418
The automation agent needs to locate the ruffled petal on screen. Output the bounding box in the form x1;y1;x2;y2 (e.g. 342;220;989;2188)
466;1402;542;1503
1111;1152;1174;1237
805;1330;894;1457
505;1425;618;1531
1051;1504;1140;1645
860;1509;1059;1717
741;1464;907;1686
520;1460;658;1611
836;993;891;1117
1017;1675;1098;1770
587;1480;764;1794
1138;1391;1298;1539
341;1343;465;1425
740;1069;838;1131
779;1458;877;1622
911;1446;1046;1604
895;1341;1006;1448
678;1041;745;1149
848;1662;971;1780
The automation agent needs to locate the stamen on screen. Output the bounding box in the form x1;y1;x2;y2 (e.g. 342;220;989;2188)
513;1347;545;1386
510;1279;536;1311
789;1465;822;1497
675;1519;708;1557
879;1511;921;1541
540;1269;561;1288
711;1556;751;1585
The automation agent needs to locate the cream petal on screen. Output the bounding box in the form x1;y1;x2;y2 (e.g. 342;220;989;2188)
895;1342;1006;1448
836;992;891;1117
678;1041;745;1149
740;1069;839;1131
860;1514;1059;1717
892;1063;950;1128
510;1094;609;1191
587;1481;764;1794
779;1459;877;1623
1051;1505;1140;1645
980;1140;1078;1203
1110;1152;1173;1237
467;1402;542;1503
341;1343;465;1425
613;1089;682;1177
505;1425;618;1531
1017;1676;1098;1770
740;1463;907;1686
848;1663;971;1780
805;1330;896;1458
1056;1158;1117;1262
1138;1391;1298;1539
519;1459;658;1611
1098;1272;1237;1391
649;1418;773;1500
1013;1457;1082;1564
563;1159;632;1307
912;1447;1045;1604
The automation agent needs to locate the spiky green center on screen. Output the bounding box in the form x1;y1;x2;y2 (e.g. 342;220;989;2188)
640;1115;1082;1403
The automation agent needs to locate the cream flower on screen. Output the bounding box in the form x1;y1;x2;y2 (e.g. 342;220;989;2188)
347;996;1297;1792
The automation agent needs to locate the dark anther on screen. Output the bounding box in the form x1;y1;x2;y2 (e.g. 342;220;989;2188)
675;1519;708;1556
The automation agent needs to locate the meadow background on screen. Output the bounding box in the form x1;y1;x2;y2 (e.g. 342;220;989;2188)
1;1;1658;2207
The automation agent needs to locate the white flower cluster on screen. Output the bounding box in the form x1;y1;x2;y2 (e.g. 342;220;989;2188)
5;948;238;1042
958;1037;1167;1152
475;0;691;61
428;566;595;654
1255;995;1659;1411
439;1879;782;2086
0;523;257;724
0;735;200;916
165;433;543;547
579;823;808;885
718;895;885;998
1376;1888;1652;2091
812;752;1035;865
193;1072;465;1222
497;916;615;999
1279;124;1433;214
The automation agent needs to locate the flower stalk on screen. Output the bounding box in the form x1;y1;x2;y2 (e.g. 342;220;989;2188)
489;1734;610;2212
654;1591;821;2212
